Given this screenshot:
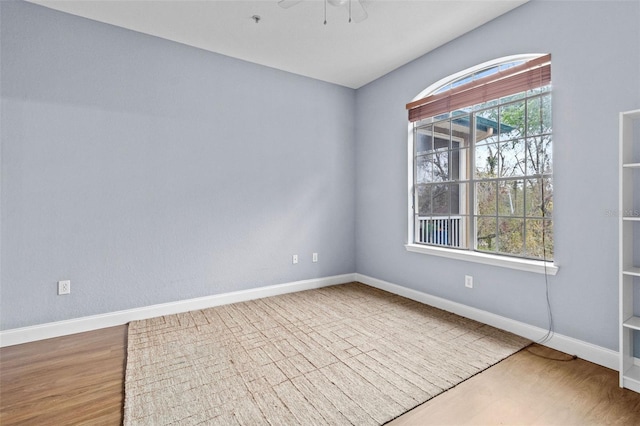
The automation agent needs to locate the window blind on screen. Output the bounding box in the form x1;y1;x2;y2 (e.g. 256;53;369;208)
407;54;551;123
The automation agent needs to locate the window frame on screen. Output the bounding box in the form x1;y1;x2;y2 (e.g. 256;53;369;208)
405;55;558;275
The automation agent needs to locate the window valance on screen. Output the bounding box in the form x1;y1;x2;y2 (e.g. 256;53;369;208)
407;54;551;122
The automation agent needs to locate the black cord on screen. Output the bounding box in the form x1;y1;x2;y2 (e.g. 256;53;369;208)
535;156;554;346
525;343;577;362
324;0;327;25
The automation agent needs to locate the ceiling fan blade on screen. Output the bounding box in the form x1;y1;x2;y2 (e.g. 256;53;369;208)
350;0;368;22
278;0;304;9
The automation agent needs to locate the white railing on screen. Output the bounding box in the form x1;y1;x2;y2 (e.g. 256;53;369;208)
417;216;463;247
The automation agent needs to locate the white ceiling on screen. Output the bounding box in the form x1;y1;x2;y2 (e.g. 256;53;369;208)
28;0;529;89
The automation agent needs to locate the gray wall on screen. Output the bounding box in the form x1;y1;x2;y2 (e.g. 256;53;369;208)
355;0;640;352
1;1;356;329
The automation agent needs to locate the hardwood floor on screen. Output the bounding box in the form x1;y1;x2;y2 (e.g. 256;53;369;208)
2;326;640;425
389;344;640;425
0;326;126;425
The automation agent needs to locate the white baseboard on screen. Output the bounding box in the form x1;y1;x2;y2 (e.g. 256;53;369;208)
1;272;619;373
355;273;619;371
0;273;357;348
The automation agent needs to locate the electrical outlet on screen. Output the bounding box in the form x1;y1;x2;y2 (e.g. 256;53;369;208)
58;280;71;295
465;275;473;289
312;252;318;263
292;254;298;264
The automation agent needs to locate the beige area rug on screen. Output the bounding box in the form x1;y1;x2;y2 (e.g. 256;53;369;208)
124;283;530;425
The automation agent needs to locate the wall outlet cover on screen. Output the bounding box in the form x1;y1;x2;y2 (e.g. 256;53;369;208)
58;280;71;295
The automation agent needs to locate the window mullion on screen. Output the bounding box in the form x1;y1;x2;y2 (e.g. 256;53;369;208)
470;114;477;251
522;97;528;255
494;111;501;254
412;126;419;244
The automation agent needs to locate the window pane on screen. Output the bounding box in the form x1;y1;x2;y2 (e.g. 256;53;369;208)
452;115;472;148
434;137;449;150
544;219;554;259
452;106;472;115
498;218;524;256
525;219;554;259
475;108;499;144
475;65;499;79
499;101;525;141
475;143;499;178
476;132;498;146
454;214;470;249
498;180;525;216
435;83;451;94
527;95;552;137
542;178;553;217
432;184;450;215
449;214;467;248
416;126;433;153
432;151;449;182
450;183;460;215
525;178;553;218
527;97;542;136
416;184;432;216
454;147;470;181
476;217;497;253
449;146;467;181
476;181;497;215
526;136;552;174
525;179;542;217
433;121;451;147
453;182;469;216
421;216;459;247
499;139;526;177
416;154;434;183
541;95;552;133
452;75;473;89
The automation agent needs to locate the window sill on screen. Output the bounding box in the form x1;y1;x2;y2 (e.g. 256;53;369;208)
405;243;558;275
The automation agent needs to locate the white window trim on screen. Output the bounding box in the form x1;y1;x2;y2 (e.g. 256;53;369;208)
405;243;558;275
406;54;559;276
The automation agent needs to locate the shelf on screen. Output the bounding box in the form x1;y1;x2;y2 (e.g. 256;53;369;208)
623;316;640;331
619;109;640;394
623;267;640;277
623;365;640;393
624;364;640;380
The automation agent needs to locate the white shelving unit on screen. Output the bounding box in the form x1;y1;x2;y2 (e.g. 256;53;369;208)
619;109;640;393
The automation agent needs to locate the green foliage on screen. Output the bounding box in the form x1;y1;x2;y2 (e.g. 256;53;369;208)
474;90;553;260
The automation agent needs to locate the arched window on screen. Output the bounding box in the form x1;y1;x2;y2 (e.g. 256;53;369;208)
406;54;553;263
